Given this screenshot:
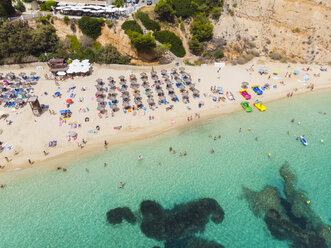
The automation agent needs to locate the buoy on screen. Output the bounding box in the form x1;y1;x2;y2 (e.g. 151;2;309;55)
268;153;271;157
248;128;251;131
320;139;324;143
298;121;301;125
306;201;310;204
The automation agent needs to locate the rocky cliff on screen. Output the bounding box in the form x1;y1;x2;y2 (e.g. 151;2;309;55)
213;0;331;64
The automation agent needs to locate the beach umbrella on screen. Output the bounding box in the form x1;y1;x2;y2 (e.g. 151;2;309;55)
66;99;73;104
273;70;279;75
55;92;61;96
96;78;103;83
57;71;66;76
110;104;119;111
140;72;147;77
97;105;105;111
68;131;77;137
69;84;75;89
294;70;300;75
130;74;136;78
242;82;249;85
151;75;158;80
151;71;157;76
107;76;114;81
259;69;265;73
119;75;125;80
171;68;177;73
179;67;185;72
303;75;310;81
30;72;36;76
59;110;66;114
119;87;127;93
193;89;199;94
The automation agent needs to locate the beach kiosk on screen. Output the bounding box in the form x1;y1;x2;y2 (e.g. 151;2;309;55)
28;96;42;116
47;58;68;74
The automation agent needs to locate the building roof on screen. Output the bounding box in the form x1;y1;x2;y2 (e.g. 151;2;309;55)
49;58;66;63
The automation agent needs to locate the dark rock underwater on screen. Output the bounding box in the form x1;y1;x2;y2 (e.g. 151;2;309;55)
242;162;331;248
106;198;225;247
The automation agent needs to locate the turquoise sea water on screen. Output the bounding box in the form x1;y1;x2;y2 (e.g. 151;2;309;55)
0;91;331;248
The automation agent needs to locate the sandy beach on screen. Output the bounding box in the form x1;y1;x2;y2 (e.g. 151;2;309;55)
0;58;330;171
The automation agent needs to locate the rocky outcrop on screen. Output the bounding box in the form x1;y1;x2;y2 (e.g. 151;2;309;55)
213;0;331;64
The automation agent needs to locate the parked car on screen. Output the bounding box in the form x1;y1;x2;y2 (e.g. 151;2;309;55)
147;0;152;5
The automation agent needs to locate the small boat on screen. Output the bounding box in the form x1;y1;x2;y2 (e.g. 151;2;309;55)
226;91;235;100
300;136;308;146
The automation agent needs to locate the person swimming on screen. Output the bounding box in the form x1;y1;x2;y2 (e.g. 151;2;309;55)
169;146;172;152
211;149;214;153
119;182;124;189
138;155;143;160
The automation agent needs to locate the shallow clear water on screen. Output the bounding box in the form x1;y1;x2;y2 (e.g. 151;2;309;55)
0;91;330;248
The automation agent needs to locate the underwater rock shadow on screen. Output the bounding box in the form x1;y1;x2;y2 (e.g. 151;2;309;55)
106;198;225;248
242;161;331;248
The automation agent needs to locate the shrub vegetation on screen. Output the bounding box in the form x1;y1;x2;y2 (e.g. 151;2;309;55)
0;21;58;64
154;30;185;57
40;0;57;11
78;16;103;39
135;11;160;32
121;20;143;34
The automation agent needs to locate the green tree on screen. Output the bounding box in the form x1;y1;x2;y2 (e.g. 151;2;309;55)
14;0;26;12
0;21;59;64
31;24;58;56
189;38;204;55
173;0;193;18
190;15;213;42
121;20;143;34
0;0;15;17
95;44;130;64
63;15;70;25
135;11;160;32
154;30;186;57
128;32;156;52
211;7;222;20
154;0;175;22
45;0;56;10
114;0;124;7
78;16;102;39
214;49;224;59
